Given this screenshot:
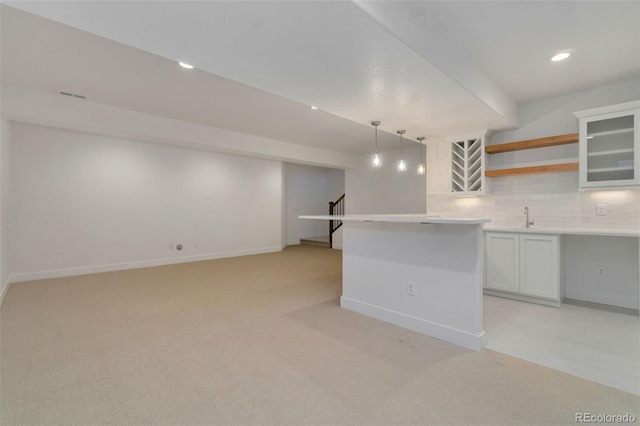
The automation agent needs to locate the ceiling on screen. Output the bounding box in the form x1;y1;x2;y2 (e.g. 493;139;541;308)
2;1;639;157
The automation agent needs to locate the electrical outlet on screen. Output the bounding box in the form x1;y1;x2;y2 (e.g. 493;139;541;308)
407;281;416;296
169;243;174;250
597;267;605;277
596;203;607;216
194;241;198;248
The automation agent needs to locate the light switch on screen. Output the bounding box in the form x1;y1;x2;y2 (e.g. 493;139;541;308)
596;203;607;216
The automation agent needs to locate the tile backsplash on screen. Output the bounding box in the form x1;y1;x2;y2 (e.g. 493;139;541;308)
427;172;640;230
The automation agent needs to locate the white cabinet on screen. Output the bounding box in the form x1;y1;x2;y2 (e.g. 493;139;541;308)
519;234;559;299
485;232;519;292
485;232;563;306
450;133;489;196
575;101;640;190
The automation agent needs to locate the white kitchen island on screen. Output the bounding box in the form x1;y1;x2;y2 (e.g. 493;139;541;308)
299;215;491;351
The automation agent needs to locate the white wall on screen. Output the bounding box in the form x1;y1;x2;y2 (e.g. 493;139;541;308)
326;168;346;205
345;147;426;214
285;163;345;246
564;235;639;310
286;163;331;244
10;123;285;281
0;119;11;300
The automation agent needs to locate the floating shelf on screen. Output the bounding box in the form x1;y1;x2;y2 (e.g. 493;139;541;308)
485;133;578;154
485;162;578;177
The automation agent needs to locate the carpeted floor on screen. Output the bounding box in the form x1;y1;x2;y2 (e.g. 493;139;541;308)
1;245;638;425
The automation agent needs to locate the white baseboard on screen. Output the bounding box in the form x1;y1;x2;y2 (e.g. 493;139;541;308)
565;287;637;311
483;289;562;308
0;276;12;307
340;296;485;352
10;245;285;283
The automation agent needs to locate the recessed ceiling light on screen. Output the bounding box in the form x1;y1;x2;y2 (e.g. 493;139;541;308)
178;61;194;69
551;51;572;62
310;105;318;110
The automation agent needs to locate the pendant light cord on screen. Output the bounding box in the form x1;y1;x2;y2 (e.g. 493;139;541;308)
371;121;381;155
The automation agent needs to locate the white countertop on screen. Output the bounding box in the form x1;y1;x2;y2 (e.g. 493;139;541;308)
483;225;640;238
298;215;638;236
298;214;491;225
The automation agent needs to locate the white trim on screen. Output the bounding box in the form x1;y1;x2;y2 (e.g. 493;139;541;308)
483;289;561;308
573;100;640;119
484;226;640;238
564;287;637;311
10;246;284;283
445;129;490;143
0;276;12;307
299;214;490;225
340;296;485;352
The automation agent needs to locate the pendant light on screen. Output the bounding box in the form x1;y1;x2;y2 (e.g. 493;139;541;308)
397;130;406;172
371;121;382;167
417;136;426;175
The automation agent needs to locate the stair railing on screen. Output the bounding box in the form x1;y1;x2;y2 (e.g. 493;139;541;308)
328;193;345;249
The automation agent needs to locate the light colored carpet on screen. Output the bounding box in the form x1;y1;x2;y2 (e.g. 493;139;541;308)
1;245;638;425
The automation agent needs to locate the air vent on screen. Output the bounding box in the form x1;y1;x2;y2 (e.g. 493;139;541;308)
59;91;86;99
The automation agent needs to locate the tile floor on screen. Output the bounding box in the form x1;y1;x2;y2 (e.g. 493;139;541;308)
483;295;640;395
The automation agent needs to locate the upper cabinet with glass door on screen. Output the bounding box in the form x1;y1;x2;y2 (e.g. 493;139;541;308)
574;101;640;190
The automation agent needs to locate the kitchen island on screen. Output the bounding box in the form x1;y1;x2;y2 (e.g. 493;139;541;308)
299;215;491;351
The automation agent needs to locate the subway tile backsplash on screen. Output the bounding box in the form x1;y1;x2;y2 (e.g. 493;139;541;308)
427;172;640;230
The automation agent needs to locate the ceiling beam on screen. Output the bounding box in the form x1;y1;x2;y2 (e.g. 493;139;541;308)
352;0;519;128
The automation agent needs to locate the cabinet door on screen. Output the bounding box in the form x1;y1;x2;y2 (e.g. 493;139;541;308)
485;232;519;292
519;234;559;299
579;108;639;189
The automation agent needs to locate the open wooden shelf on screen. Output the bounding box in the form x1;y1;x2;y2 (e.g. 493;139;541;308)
485;162;578;177
485;133;578;154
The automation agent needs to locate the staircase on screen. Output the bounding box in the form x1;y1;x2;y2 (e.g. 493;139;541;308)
300;193;344;249
299;235;331;248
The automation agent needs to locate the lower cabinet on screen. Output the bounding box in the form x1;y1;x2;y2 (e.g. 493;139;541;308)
485;232;564;306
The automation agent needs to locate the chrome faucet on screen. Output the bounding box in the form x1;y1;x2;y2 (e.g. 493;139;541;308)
524;207;534;228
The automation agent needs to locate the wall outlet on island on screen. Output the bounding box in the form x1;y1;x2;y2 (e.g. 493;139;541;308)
597;267;605;277
407;281;416;296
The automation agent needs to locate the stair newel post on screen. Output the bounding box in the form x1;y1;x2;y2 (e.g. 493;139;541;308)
329;201;335;249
